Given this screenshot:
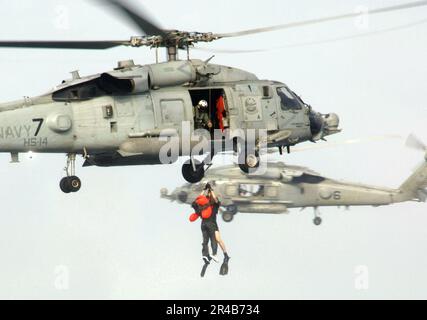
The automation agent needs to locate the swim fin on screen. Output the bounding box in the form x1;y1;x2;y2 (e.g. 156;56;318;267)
219;256;230;276
201;262;209;277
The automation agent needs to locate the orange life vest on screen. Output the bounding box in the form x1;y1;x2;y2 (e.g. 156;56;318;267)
189;195;213;222
216;96;225;132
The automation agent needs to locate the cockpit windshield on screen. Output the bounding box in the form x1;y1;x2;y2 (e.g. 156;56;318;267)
277;87;302;110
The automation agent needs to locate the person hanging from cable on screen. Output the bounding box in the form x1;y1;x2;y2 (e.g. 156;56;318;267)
189;183;230;277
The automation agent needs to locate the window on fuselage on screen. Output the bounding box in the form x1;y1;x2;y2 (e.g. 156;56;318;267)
238;184;264;197
292;174;325;184
277;87;302;111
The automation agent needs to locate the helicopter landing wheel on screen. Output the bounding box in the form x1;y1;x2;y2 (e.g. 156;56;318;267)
59;176;82;193
177;191;189;203
60;153;82;193
68;176;82;192
226;204;238;215
313;217;322;226
222;211;234;223
238;151;260;174
60;177;71;194
182;159;205;183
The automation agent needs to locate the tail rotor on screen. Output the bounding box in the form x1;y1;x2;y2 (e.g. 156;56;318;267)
406;134;427;171
406;134;427;153
399;134;427;201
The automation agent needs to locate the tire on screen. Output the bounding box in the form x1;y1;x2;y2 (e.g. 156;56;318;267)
313;217;322;226
238;162;250;174
182;159;205;184
59;177;71;194
222;211;234;223
238;152;260;174
69;176;81;192
177;191;188;203
226;204;238;215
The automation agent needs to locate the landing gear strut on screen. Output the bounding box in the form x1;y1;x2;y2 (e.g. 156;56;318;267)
313;207;322;226
237;139;260;174
59;153;82;193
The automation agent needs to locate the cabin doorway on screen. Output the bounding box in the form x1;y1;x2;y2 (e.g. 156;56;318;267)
189;88;229;134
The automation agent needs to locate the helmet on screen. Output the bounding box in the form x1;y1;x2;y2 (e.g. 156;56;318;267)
198;100;208;109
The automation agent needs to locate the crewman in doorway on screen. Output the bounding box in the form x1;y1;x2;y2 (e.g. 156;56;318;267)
194;100;213;130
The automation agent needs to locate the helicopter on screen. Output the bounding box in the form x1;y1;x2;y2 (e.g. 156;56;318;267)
0;0;425;193
161;135;427;226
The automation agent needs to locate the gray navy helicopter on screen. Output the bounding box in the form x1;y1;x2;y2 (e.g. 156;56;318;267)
0;0;425;193
161;135;427;226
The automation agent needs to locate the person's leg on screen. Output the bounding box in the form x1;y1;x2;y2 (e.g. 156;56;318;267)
216;230;230;275
215;231;228;255
208;224;218;256
202;226;210;259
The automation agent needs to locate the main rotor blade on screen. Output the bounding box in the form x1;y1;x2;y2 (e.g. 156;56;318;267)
103;0;166;37
196;18;427;54
215;1;427;38
0;40;128;50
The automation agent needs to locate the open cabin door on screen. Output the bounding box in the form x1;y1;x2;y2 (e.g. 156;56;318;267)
188;88;230;133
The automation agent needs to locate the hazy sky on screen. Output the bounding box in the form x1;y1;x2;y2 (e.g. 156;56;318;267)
0;0;426;299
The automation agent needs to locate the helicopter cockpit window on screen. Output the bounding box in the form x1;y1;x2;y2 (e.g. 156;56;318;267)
239;184;264;197
277;87;302;110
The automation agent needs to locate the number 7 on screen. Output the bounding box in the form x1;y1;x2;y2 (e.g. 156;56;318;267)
32;118;44;136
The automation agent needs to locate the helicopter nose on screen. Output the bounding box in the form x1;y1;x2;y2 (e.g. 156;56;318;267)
324;113;340;131
309;111;341;140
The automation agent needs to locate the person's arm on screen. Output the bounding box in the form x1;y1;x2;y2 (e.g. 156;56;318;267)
202;113;213;128
209;190;220;204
